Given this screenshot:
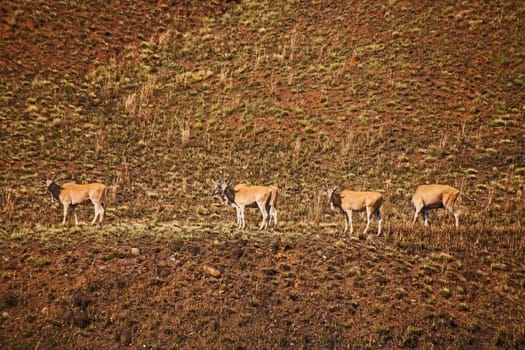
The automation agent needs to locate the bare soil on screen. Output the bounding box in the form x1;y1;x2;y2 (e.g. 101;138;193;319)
2;228;524;349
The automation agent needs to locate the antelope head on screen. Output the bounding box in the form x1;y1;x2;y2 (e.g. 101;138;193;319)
46;171;64;202
324;184;339;210
211;175;232;204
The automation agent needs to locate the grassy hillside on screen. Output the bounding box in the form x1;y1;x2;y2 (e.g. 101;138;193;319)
0;0;524;349
1;0;524;229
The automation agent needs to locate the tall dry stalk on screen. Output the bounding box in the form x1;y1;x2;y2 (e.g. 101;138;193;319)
340;129;355;156
140;74;157;106
289;29;299;62
310;191;323;226
124;92;138;115
180;121;191;147
1;189;16;223
158;29;172;49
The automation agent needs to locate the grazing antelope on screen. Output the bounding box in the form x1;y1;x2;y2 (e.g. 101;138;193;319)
412;184;466;228
46;174;107;225
325;185;383;236
211;176;278;230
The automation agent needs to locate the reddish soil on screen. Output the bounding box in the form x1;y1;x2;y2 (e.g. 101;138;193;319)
2;232;523;349
0;1;236;82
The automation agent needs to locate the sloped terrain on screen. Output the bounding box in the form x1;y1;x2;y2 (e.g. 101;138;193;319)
1;227;524;349
1;0;524;349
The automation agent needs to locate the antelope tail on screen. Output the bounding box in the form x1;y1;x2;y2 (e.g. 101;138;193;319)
263;187;277;213
268;186;278;209
102;186;109;205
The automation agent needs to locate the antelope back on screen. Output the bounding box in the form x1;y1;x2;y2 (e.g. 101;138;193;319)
339;190;382;210
233;184;272;206
61;183;106;204
413;184;459;205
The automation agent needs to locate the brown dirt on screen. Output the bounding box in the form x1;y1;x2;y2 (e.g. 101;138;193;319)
2;230;523;349
0;1;235;82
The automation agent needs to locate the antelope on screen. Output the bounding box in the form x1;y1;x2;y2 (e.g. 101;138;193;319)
411;184;466;227
325;185;383;236
211;176;278;230
46;174;107;225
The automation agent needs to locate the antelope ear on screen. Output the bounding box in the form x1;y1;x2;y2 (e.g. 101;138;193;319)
333;186;339;192
225;175;232;185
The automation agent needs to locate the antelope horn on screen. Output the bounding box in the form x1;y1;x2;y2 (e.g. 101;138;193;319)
52;170;65;182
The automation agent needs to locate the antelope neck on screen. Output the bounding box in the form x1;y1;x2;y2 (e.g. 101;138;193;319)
47;182;62;201
330;191;342;208
223;186;236;205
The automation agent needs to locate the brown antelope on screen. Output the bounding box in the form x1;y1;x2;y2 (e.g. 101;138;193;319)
46;174;107;225
412;184;467;227
325;185;383;236
211;176;278;229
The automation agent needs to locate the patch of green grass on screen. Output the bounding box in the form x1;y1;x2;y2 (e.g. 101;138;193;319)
439;287;451;298
29;258;50;268
400;325;422;348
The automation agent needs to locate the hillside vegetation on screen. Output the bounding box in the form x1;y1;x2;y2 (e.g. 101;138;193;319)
1;0;524;349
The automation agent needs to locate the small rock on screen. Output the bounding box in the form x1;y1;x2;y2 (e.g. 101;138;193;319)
120;329;132;346
348;267;361;277
232;248;244;260
2;311;9;319
130;248;140;256
335;240;346;249
156;266;170;278
113;249;129;258
263;268;278;276
71;310;89;328
203;264;222;277
188;245;201;256
169;255;182;266
463;271;478;281
168;240;183;252
41;307;49;315
73;290;91;310
333;273;345;280
316;250;327;259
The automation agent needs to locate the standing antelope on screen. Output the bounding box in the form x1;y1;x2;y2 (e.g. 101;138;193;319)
46;174;107;225
411;184;465;227
211;176;278;230
325;185;383;236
